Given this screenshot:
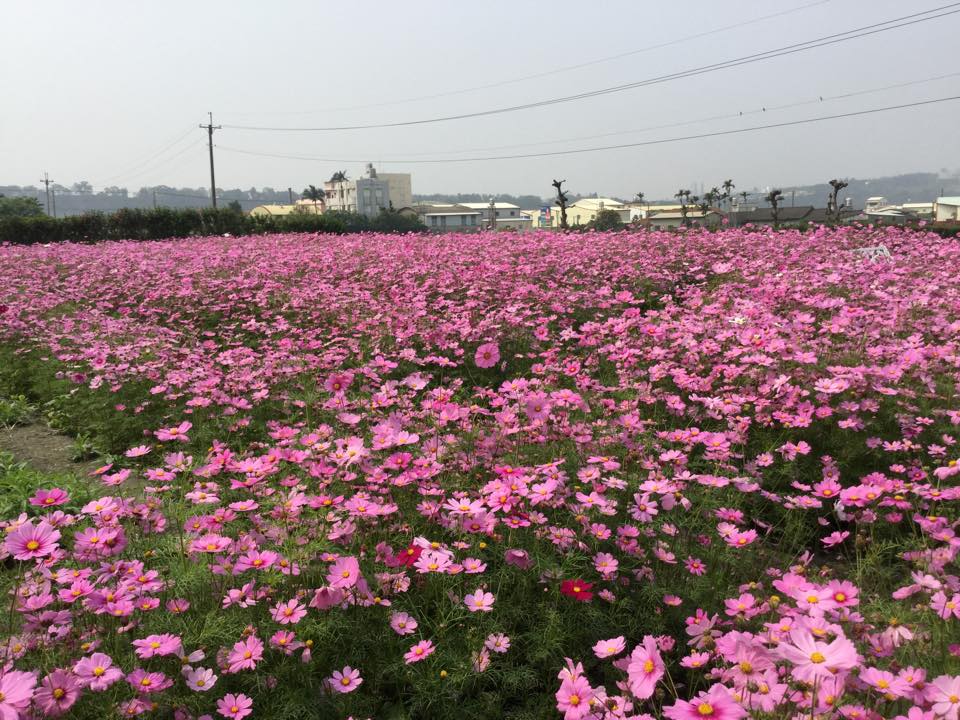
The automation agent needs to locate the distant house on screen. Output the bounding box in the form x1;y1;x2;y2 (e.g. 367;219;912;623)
541;198;631;228
646;209;723;229
404;203;482;230
935;197;960;222
459;202;531;230
249;200;323;217
249;204;297;217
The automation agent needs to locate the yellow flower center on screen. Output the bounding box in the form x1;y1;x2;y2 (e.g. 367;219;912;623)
53;688;65;699
643;660;654;673
739;661;753;673
26;540;40;551
569;695;580;706
93;667;105;677
810;652;826;663
697;703;714;716
341;677;351;686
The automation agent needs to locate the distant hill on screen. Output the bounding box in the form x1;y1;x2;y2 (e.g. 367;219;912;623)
779;172;960;208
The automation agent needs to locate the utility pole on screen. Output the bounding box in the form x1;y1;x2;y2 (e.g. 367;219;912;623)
153;190;158;209
40;172;54;215
488;196;496;230
200;112;221;209
288;187;294;205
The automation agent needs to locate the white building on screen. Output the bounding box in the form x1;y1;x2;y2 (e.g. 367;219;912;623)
935;197;960;222
378;172;413;209
407;203;481;230
459;202;531;230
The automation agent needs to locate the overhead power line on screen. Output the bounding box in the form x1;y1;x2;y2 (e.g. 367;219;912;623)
221;4;960;132
216;95;960;165
92;125;196;185
238;71;959;160
223;0;832;117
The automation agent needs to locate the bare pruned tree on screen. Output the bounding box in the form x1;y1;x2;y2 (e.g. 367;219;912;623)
552;179;570;230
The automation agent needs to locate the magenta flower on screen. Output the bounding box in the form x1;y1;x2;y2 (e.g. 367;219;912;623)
474;342;500;369
404;639;435;664
932;591;960;620
125;668;172;694
327;555;360;589
3;519;61;560
929;675;960;720
776;629;859;682
217;693;253;720
0;670;37;717
74;652;124;691
626;635;664;699
227;635;264;673
35;669;79;716
155;420;191;442
592;636;626;659
185;667;218;692
329;666;363;693
463;588;495;613
29;488;69;508
132;633;182;659
662;685;746;719
555;674;593;720
390;611;418;636
485;633;511;653
271;598;307;625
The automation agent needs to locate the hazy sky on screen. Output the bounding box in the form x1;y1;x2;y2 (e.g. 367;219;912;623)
3;0;959;199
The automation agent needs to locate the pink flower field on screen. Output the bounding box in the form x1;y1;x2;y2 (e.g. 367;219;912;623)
0;226;958;719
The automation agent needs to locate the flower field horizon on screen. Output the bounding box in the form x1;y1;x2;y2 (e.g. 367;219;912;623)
0;226;958;719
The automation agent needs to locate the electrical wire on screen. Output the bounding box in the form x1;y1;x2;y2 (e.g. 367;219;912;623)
91;125;197;185
221;4;960;132
215;95;960;165
222;0;833;116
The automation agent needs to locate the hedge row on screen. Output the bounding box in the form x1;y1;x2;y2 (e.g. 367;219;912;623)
0;207;425;245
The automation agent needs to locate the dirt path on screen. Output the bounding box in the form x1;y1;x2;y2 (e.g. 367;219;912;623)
0;424;103;477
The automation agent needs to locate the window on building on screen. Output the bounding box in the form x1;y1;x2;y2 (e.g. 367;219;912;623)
430;216;437;226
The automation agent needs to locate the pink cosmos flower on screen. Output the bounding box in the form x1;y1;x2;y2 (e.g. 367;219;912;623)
593;636;626;659
475;343;500;369
29;488;69;508
185;667;218;692
4;519;61;560
0;670;37;718
227;635;264;673
626;635;665;699
35;669;79;716
327;555;360;589
217;693;253;720
126;668;172;694
74;652;124;691
271;598;307;625
133;633;182;659
929;675;960;720
662;685;747;720
485;633;511;653
504;548;533;569
555;674;593;720
932;591;960;620
390;611;418;636
776;629;859;682
155;421;192;442
464;588;496;613
404;639;435;664
329;666;363;693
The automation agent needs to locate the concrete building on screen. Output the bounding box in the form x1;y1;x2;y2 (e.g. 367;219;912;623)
378;172;413;209
541;198;630;228
935;197;960;222
323;165;411;217
459;202;531;230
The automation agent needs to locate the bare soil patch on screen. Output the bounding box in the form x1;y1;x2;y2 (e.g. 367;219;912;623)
0;424;102;477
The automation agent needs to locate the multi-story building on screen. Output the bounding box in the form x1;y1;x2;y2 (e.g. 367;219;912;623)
323;165;413;217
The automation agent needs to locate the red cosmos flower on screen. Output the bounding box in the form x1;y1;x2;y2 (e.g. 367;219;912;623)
560;579;594;602
397;544;423;567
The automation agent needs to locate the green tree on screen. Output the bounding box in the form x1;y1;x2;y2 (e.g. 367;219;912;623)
302;185;325;202
586;208;623;231
0;195;44;219
226;200;243;214
765;189;784;227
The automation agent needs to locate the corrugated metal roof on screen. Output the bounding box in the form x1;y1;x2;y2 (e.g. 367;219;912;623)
936;197;960;204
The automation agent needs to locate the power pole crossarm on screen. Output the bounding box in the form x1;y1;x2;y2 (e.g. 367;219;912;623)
200;112;221;209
